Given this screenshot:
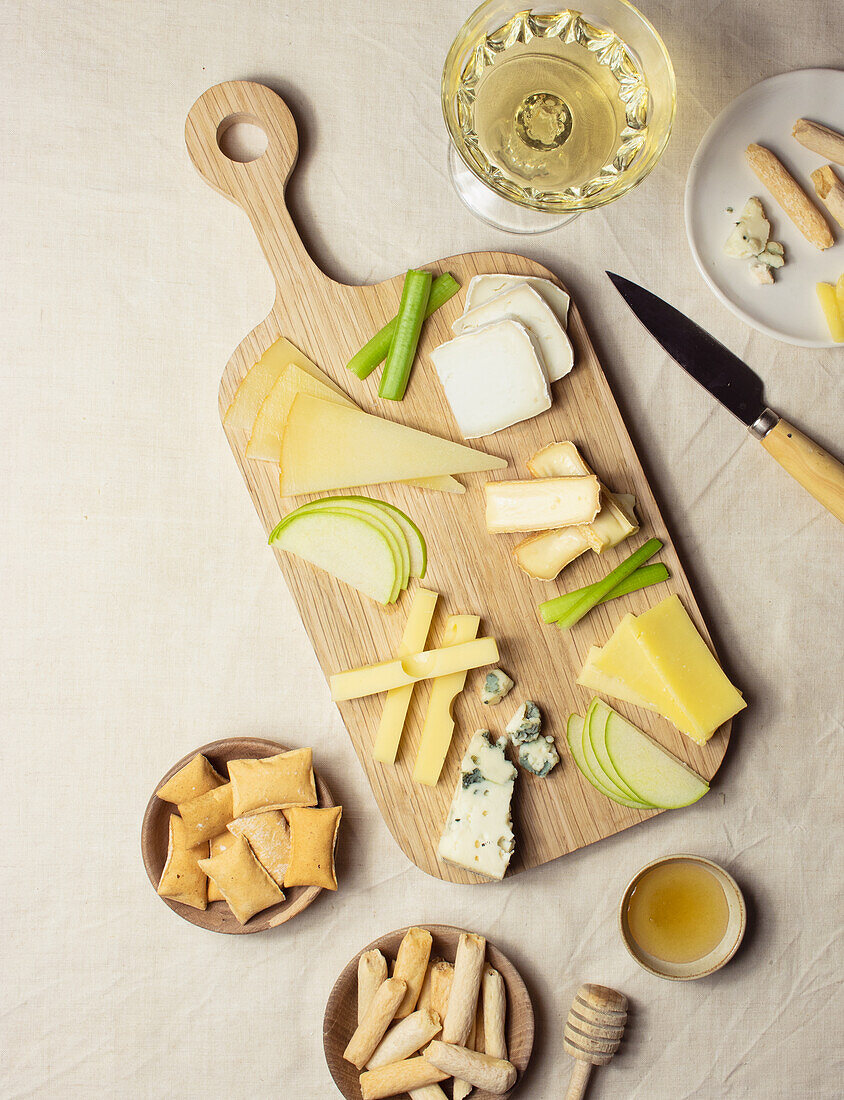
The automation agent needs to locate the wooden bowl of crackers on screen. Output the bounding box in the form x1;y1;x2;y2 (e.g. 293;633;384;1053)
141;736;337;934
323;925;534;1099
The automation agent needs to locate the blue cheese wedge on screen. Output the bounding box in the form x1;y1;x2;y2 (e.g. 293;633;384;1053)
438;730;517;880
463;274;571;329
505;701;542;743
518;735;560;778
481;668;515;705
430;320;551;438
723;197;785;284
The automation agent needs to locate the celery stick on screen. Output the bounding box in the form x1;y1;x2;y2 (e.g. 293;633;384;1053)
539;563;670;623
553;539;664;632
347;272;460;380
378;270;432;401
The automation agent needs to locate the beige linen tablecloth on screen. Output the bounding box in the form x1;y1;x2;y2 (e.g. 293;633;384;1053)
2;1;841;1096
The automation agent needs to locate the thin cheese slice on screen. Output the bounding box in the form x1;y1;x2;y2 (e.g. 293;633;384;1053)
631;595;746;744
372;589;439;765
246;363;355;461
224;337;347;428
280;395;507;496
590;615;695;732
331;637;499;701
485;476;600;533
577;645;659;712
413;615;480;786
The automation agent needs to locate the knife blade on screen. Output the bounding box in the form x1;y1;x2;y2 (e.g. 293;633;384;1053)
607;272;844;524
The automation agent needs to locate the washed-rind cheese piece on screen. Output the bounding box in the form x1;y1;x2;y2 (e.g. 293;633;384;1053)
413;615;480;786
480;668;514;705
485;476;600;533
513;526;591;579
330;637;499;701
454;283;574;382
280;394;507;495
438;730;517;880
224;336;348;428
631;595;746;744
430;320;551;438
464;273;570;328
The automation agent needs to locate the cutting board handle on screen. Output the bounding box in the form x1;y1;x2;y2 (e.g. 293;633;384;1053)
185;81;326;293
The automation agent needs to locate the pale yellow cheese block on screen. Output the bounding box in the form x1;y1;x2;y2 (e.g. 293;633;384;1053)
372;588;439;765
280;395;507;497
631;595;746;744
413;614;480;786
331;636;499;701
223;336;348;428
576;645;659;712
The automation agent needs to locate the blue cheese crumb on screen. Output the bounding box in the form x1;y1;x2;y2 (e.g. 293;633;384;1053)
518;736;560;777
505;701;542;743
481;668;515;705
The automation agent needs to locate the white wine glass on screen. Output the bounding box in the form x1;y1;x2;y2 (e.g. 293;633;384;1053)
442;1;676;233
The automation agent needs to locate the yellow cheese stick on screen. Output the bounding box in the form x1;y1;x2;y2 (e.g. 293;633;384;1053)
331;637;499;701
372;589;438;764
413;615;480;786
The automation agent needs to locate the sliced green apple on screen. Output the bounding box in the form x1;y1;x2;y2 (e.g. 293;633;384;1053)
604;708;710;809
270;510;401;605
565;715;651;810
586;700;644;801
305;496;426;579
583;701;648;804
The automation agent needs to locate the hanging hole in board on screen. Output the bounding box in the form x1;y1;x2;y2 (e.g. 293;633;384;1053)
216;113;268;163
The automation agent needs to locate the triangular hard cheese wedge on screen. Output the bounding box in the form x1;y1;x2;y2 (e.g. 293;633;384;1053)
279;394;507;496
224;336;348;429
247;364;356;462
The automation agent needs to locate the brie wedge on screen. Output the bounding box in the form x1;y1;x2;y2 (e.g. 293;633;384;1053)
453;283;574;382
485;476;601;533
463;274;571;329
430;319;551;438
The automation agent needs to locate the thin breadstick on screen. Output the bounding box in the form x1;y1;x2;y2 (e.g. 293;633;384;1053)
482;966;507;1060
357;950;388;1024
424;1041;517;1094
359;1056;449;1100
408;1088;448;1100
429;960;454;1021
474;993;486;1054
343;977;407;1070
810;165;844;229
442;933;486;1045
416;958;438;1012
366;1008;442;1070
453;1007;479;1100
393;927;433;1018
793;118;844;166
746;143;833;249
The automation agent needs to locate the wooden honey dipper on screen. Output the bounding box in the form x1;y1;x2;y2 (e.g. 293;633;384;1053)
564;983;628;1099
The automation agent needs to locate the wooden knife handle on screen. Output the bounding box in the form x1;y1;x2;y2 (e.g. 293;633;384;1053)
760;418;844;523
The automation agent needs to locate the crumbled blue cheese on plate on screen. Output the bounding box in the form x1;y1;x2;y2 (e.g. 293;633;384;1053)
518;736;560;778
481;668;514;705
505;701;542;743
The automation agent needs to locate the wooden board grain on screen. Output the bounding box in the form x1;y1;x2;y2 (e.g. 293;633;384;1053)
185;81;731;886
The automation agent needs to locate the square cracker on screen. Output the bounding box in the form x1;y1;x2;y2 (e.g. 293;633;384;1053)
157;815;208;910
284;805;342;891
228;810;290;888
178;783;233;847
198;837;284;924
156;753;225;804
228;748;317;817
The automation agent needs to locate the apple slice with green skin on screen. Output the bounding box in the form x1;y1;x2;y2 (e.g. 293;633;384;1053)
566;715;653;810
587;699;645;802
304;496;426;579
604;707;710;809
270;510;401;605
270;502;410;594
583;701;649;805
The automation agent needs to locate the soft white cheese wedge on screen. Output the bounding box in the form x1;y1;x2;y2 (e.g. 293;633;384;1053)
429;319;551;438
463;274;571;329
453;283;574;382
438;730;517;881
485;476;601;533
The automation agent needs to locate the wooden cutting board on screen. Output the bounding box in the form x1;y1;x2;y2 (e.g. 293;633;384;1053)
186;81;731;885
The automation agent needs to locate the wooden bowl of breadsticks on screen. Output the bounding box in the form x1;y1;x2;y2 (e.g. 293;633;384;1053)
323;925;534;1099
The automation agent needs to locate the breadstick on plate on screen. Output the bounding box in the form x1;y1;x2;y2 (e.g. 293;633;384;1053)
746;143;834;249
442;933;486;1045
482;966;507;1060
416;957;439;1012
453;1007;480;1100
793;118;844;166
343;977;407;1070
358;950;388;1024
811;165;844;229
408;1087;448;1100
424;1041;517;1094
430;961;454;1021
365;1008;442;1070
393;927;433;1018
359;1056;449;1100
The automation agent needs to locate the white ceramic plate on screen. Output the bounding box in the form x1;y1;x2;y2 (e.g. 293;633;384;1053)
685;68;844;348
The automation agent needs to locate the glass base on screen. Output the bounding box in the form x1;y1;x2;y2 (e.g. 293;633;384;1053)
448;145;579;234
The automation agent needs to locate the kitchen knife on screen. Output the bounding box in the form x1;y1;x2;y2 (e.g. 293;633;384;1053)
608;272;844;524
